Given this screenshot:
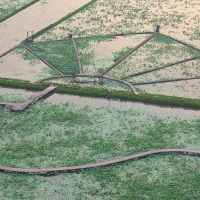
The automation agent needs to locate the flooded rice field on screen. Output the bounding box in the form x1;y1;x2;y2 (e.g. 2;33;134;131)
37;0;200;48
0;1;200;199
1;0;199;99
0;0;90;54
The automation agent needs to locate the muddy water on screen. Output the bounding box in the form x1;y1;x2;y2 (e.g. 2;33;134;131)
0;87;199;119
0;0;90;54
0;49;57;81
81;34;148;74
43;0;200;49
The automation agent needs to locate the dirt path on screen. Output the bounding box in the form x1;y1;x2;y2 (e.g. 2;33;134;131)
0;149;199;175
0;86;56;111
0;87;199;119
0;0;90;54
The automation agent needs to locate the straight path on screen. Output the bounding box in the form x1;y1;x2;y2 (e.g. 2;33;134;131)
0;87;199;119
0;0;90;55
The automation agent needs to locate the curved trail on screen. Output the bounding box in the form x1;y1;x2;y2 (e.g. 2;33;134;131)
0;149;199;175
37;74;139;94
0;86;56;111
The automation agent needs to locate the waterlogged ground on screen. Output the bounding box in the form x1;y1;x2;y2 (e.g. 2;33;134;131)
0;0;90;54
0;93;200;199
0;1;200;198
0;46;59;81
0;0;34;21
0;0;199;98
37;0;200;48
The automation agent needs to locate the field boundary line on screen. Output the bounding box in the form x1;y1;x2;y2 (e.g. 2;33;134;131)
122;57;200;79
132;76;200;85
99;33;157;76
22;44;64;75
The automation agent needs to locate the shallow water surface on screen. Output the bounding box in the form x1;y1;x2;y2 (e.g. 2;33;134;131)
0;0;90;54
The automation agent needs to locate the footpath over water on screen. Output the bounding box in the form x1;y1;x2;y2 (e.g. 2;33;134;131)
0;0;90;54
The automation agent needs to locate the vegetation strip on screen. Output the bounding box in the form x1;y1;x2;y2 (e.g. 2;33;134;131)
0;149;199;175
71;38;84;74
38;74;139;94
100;33;158;76
122;57;200;79
132;76;200;86
25;0;98;41
0;77;199;109
22;44;64;75
0;86;56;111
158;33;200;52
0;0;39;23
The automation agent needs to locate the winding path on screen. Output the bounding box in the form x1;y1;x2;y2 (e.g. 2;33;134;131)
36;74;139;94
0;86;56;111
0;149;199;175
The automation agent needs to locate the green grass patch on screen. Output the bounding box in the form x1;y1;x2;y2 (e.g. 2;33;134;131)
0;92;199;199
113;47;133;62
26;41;79;74
0;92;199;169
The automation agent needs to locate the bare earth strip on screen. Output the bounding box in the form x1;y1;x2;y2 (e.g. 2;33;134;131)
0;85;56;111
0;0;90;54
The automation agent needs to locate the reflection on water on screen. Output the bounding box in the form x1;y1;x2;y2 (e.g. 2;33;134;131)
0;87;199;119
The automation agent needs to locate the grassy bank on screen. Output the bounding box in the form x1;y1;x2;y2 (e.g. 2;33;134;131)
0;77;199;109
0;92;199;199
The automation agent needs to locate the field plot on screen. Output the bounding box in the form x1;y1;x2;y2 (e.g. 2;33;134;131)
30;32;200;98
76;34;148;74
0;0;200;198
26;40;79;75
0;92;200;198
36;0;200;48
21;0;199;99
0;0;38;22
0;46;59;81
